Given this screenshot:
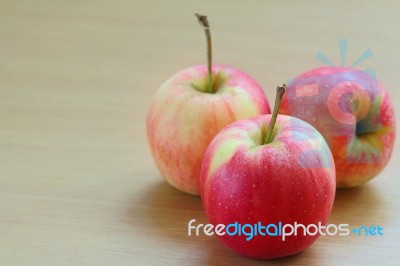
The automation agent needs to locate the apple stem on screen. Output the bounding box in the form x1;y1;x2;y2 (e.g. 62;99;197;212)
264;84;287;144
195;13;213;93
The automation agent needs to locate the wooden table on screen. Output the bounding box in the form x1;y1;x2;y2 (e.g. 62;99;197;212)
1;0;399;265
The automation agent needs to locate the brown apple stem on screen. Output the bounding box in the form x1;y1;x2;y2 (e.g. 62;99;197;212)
264;84;287;144
195;13;213;93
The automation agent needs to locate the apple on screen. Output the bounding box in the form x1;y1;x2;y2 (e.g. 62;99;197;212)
280;66;396;187
200;86;336;259
147;14;270;195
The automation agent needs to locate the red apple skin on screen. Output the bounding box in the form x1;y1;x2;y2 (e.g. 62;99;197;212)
201;115;336;259
280;67;396;187
147;64;270;195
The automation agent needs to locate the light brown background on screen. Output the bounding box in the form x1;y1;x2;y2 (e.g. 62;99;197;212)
1;0;399;265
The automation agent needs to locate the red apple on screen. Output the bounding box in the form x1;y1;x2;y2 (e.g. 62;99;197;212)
147;14;270;195
200;86;336;258
280;67;396;187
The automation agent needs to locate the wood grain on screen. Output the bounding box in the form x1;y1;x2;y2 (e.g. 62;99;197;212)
0;0;399;265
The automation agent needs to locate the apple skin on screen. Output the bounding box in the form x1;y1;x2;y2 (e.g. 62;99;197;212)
280;67;396;187
147;64;270;195
200;115;336;259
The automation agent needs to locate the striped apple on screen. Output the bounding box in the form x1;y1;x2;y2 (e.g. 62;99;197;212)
147;14;270;195
147;64;270;195
200;86;336;258
280;67;396;187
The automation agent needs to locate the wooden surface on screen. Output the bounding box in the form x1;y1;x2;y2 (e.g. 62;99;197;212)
1;1;399;265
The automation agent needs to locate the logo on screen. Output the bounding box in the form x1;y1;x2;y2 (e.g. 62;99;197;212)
188;219;384;241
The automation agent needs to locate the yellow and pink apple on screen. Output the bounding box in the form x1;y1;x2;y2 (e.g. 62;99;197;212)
147;14;270;195
200;86;336;258
280;66;396;187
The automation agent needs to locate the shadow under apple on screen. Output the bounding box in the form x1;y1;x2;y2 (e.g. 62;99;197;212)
126;179;325;265
126;180;206;241
204;243;314;266
329;183;389;227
